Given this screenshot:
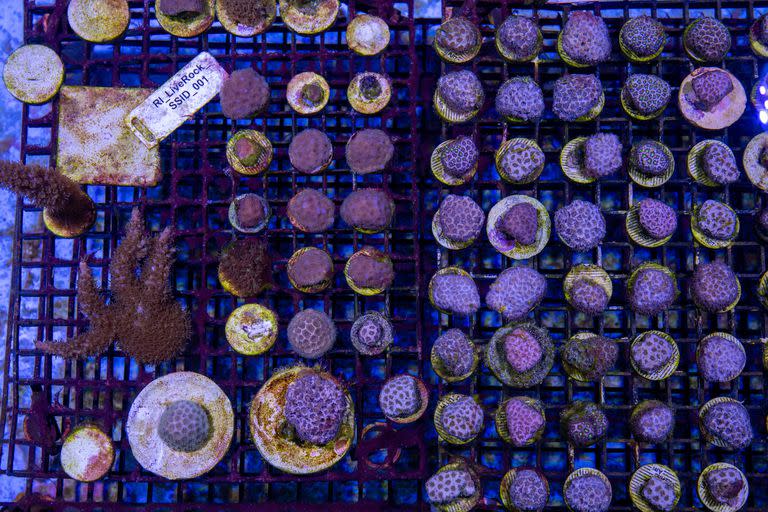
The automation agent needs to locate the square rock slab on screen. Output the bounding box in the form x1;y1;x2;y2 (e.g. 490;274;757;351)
57;86;161;186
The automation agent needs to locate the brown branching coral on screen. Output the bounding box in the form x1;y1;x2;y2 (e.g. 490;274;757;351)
37;209;191;364
0;160;94;235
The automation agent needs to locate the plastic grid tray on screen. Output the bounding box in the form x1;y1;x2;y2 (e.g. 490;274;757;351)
2;0;426;509
423;0;768;510
3;0;768;511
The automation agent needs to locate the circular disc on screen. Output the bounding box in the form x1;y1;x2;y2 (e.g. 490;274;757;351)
156;0;215;37
249;366;354;474
225;303;278;355
629;464;681;512
678;68;746;130
486;195;551;259
3;45;64;104
68;0;130;43
127;372;234;480
216;0;275;37
61;424;114;482
347;14;390;56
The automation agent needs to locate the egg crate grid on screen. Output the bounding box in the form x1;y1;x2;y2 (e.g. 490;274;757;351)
426;0;768;511
0;0;428;510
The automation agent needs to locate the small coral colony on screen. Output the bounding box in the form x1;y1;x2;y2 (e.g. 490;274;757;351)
2;0;768;510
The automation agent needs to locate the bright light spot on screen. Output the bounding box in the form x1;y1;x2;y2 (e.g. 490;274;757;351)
759;110;767;124
761;85;767;95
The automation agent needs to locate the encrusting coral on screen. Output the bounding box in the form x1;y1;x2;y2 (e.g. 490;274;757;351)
37;209;191;364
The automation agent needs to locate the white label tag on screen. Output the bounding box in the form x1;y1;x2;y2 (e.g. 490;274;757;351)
125;52;228;148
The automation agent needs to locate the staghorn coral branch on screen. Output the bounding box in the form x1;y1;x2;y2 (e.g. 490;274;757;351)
0;160;86;214
40;208;191;364
110;209;148;300
140;226;175;305
35;261;116;358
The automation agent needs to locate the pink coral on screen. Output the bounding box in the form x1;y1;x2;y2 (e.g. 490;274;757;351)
287;189;335;233
503;328;542;373
504;398;545;446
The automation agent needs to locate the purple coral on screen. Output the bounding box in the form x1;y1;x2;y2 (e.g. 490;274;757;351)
702;143;739;184
497;15;540;60
631;140;671;177
426;468;476;504
439;395;483;441
287;309;337;359
350;312;392;355
345;129;394;175
565;473;612;512
499;142;545;183
508;468;549;511
340;189;394;232
688;69;734;111
701;401;753;450
437;70;485;114
440;136;478;178
433;329;475;378
379;375;422;419
690;261;740;313
287;189;335;233
346;249;394;291
584;133;623;178
287;247;332;289
486;266;546;322
435;17;478;53
631;332;675;375
560;401;609;447
641;475;677;512
495;77;545;121
496;203;539;246
436;194;485;244
158;400;211;452
637;199;677;240
562;335;618;381
560;11;611;66
684;17;731;63
623;74;671;116
288;129;332;174
621;15;666;58
220;68;270;119
503;398;545;447
284;372;346;445
569;278;609;316
697;335;745;383
630;400;675;443
552;74;602;121
430;272;480;315
503;328;543;373
628;267;676;315
696;200;737;240
555;200;606;251
705;467;745;507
